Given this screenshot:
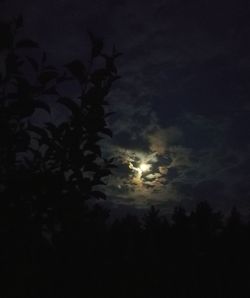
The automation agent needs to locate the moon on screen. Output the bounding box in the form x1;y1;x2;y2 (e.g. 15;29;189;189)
139;163;151;172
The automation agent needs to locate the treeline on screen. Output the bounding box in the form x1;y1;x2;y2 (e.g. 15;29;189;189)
1;200;250;298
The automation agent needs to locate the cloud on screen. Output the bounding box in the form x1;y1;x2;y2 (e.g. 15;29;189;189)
147;126;182;155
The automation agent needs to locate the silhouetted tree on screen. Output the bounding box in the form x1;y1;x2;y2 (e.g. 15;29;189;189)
0;16;119;298
0;16;119;236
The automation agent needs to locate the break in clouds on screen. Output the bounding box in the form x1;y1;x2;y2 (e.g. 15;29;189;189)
103;95;199;209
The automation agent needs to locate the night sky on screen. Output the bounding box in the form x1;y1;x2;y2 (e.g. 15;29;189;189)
2;0;250;216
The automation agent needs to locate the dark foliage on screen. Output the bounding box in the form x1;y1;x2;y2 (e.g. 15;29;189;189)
0;17;118;233
1;18;250;298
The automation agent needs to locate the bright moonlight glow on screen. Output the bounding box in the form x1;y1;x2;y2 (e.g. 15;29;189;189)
139;163;151;172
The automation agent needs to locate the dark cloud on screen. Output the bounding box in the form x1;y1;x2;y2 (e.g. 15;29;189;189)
166;167;179;181
192;180;225;201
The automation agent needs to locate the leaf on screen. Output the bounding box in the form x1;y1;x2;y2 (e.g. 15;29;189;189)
106;157;117;169
56;73;73;83
26;56;39;72
92;177;106;186
16;130;30;152
45;122;56;133
112;44;123;58
28;148;42;161
105;111;115;118
0;21;13;51
110;75;121;82
38;71;58;84
100;128;112;137
28;122;49;141
58;122;69;134
99;169;111;177
14;15;23;29
6;92;17;99
101;54;117;74
16;39;39;48
43;86;58;95
91;68;108;85
42;52;47;64
23;157;34;169
44;65;57;71
65;60;86;81
83;160;100;171
102;100;109;106
92;145;102;157
108;164;117;169
91;191;106;200
57;97;79;114
88;32;104;58
34;101;51;114
10;100;34;118
5;53;20;75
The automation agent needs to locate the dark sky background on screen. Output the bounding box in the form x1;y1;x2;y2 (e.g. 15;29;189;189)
1;0;250;216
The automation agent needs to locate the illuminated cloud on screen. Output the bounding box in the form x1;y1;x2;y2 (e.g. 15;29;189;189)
147;126;183;155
